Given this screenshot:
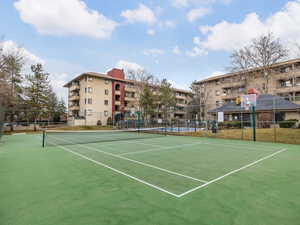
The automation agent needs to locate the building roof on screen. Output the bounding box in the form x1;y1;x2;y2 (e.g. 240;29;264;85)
196;58;300;84
209;94;300;113
64;71;193;94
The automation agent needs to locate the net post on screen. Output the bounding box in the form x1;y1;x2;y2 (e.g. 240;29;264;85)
42;130;46;148
252;105;256;142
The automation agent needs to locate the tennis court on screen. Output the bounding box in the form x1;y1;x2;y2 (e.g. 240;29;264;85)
1;131;300;225
43;129;288;197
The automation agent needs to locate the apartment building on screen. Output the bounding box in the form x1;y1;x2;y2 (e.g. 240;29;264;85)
64;68;193;126
195;58;300;119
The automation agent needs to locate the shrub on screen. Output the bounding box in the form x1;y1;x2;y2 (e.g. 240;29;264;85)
219;121;241;129
279;119;298;128
107;117;113;126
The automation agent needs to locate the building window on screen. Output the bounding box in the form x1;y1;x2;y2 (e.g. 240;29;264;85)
215;90;220;96
88;98;92;104
88;87;93;93
104;111;108;117
84;98;87;104
104;100;109;105
115;84;120;91
105;89;109;95
85;88;87;93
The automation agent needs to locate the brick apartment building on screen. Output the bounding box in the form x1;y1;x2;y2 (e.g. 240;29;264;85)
194;58;300;120
64;68;193;126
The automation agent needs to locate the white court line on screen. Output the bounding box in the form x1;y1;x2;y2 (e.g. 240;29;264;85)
50;136;208;183
49;141;180;198
119;142;205;156
200;141;279;152
177;148;287;198
86;136;163;148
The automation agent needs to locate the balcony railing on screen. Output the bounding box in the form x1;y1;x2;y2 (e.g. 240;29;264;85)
222;81;246;89
115;101;121;105
70;85;80;91
69;105;80;111
125;96;136;101
69;95;80;101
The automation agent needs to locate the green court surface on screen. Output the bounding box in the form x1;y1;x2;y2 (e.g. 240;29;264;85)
0;134;300;225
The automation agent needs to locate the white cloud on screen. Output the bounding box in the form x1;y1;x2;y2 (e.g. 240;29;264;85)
50;73;69;101
121;4;157;25
1;40;44;65
211;71;225;76
115;60;145;72
147;29;156;36
14;0;118;39
171;0;231;8
143;49;165;56
186;37;208;57
199;0;300;52
168;79;190;90
173;46;181;55
187;8;211;22
160;20;176;28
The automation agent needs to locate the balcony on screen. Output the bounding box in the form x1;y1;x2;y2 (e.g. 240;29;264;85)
221;94;238;100
125;85;136;91
115;91;121;95
125;96;136;101
222;81;246;89
115;101;121;105
276;85;300;93
176;103;186;107
69;95;80;101
69;105;80;111
176;95;187;99
70;85;80;91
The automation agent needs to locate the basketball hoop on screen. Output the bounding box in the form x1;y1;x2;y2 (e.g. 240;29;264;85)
241;94;257;111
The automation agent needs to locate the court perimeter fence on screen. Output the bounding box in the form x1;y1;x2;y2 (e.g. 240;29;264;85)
2;95;300;144
0;106;4;140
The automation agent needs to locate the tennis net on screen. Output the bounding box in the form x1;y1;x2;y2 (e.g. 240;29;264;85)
42;128;166;147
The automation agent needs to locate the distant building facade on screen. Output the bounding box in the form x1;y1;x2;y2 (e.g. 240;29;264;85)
194;58;300;120
64;69;193;126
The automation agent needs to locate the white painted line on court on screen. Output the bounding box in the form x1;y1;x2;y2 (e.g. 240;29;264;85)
177;148;287;198
49;141;180;198
119;142;205;156
200;141;278;152
88;137;163;148
50;136;208;183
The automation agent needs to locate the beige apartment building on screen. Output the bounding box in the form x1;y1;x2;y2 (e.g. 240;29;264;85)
194;58;300;119
64;68;193;126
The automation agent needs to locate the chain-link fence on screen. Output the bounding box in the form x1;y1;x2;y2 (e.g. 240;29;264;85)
115;95;300;144
0;106;5;140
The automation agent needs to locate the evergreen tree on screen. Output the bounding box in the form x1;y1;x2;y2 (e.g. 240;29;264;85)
139;84;156;119
25;64;51;130
159;79;176;121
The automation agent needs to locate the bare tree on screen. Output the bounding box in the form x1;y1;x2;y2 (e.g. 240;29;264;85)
230;33;289;93
296;43;300;57
197;82;211;121
126;69;159;117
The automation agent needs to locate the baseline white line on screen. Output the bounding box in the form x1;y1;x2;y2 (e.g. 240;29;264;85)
49;142;180;198
119;142;204;156
50;136;208;183
200;141;279;152
177;148;287;198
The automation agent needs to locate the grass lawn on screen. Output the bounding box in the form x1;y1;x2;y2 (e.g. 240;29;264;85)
0;133;299;225
183;128;300;145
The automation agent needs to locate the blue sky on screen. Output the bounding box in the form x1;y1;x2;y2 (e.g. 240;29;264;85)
1;0;300;100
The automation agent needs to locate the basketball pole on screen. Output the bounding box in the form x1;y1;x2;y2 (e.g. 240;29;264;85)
251;105;257;142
